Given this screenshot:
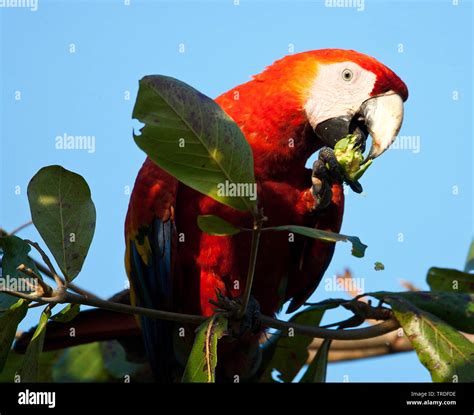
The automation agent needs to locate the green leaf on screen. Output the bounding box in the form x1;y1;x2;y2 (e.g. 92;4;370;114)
370;291;474;334
387;296;474;382
27;165;96;281
132;75;257;212
52;342;110;382
182;314;228;383
0;350;60;383
0;235;41;311
197;215;241;236
0;299;28;372
374;261;385;271
18;307;51;382
465;240;474;273
0;236;34;372
259;306;326;383
427;267;474;293
265;225;367;258
51;303;80;323
301;339;331;383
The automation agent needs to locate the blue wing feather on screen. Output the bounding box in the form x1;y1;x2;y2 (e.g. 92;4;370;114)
129;218;176;381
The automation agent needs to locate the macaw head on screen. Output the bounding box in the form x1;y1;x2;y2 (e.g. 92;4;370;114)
249;49;408;162
304;49;408;160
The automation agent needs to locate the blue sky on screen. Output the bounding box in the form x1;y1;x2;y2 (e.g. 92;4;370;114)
1;0;472;382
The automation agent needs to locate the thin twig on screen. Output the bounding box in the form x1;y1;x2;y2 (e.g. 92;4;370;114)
238;210;265;319
25;240;64;289
0;287;66;304
17;264;53;297
259;314;400;340
33;260;100;300
9;221;33;235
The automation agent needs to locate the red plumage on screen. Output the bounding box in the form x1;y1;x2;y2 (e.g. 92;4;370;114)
125;50;408;380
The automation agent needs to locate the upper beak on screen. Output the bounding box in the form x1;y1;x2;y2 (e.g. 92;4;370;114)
360;92;404;161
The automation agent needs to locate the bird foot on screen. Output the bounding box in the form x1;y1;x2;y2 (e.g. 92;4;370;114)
210;291;261;337
311;147;342;210
311;147;362;210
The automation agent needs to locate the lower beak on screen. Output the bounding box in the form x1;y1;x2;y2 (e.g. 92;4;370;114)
314;115;368;151
360;92;404;161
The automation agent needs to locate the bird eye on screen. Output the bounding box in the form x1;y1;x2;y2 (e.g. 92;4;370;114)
342;69;353;82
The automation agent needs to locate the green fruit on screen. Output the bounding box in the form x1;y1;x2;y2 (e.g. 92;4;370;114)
334;134;372;182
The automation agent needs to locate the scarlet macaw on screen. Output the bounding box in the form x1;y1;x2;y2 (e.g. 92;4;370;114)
125;49;408;382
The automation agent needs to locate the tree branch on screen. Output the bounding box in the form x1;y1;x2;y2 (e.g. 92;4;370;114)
25;240;64;289
259;314;399;340
1;226;401;342
0;285;400;341
33;260;100;300
308;331;474;362
65;292;207;326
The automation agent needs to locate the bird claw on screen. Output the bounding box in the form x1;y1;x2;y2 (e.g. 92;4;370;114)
237;296;261;336
311;147;343;210
210;291;261;337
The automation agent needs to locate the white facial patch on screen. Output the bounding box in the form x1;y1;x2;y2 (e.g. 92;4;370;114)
304;61;377;128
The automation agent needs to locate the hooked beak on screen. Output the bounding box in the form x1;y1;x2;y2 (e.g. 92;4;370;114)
313;91;404;162
360;92;404;161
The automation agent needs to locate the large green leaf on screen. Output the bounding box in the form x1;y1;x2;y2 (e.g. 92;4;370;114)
132;75;257;212
0;350;60;383
18;307;50;382
0;235;40;310
259;306;326;383
0;299;28;372
197;215;241;236
427;267;474;293
301;339;331;383
371;291;474;334
0;235;34;371
27;165;96;281
265;225;367;258
182;314;228;383
52;342;110;382
52;341;146;382
387;296;474;382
